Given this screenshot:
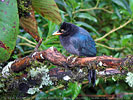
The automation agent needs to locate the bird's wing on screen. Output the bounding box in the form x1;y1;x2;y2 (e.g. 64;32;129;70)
70;32;96;57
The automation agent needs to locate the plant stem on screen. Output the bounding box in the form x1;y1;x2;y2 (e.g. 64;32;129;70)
95;19;133;42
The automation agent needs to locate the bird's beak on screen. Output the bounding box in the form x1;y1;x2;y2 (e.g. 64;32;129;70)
52;31;63;35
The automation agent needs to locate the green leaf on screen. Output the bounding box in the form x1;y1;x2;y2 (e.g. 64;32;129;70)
112;0;126;9
35;92;48;100
75;21;99;35
115;84;125;94
63;88;72;97
113;4;122;19
122;0;132;14
130;0;133;16
121;35;133;46
47;21;57;36
62;82;82;99
67;0;79;9
95;78;100;86
69;82;82;100
32;0;62;25
76;13;97;22
105;86;115;94
0;0;19;62
62;0;73;18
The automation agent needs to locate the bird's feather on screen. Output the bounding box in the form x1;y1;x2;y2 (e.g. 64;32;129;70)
69;27;96;57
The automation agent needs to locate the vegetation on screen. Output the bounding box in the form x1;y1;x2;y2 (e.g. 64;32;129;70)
0;0;133;99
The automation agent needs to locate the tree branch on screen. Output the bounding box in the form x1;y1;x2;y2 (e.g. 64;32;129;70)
1;47;132;95
2;47;131;74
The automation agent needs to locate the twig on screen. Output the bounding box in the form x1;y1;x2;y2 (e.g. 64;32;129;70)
78;93;133;99
17;50;33;56
65;7;113;16
18;43;35;48
96;43;125;50
45;85;64;93
17;35;36;45
95;0;100;8
95;19;132;42
34;38;43;51
25;85;64;100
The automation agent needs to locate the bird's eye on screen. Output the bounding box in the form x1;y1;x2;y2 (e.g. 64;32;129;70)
61;29;64;32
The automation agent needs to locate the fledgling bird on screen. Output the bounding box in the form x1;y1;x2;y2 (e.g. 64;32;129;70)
53;22;97;86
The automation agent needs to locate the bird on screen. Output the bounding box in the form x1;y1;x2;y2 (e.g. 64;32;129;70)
53;22;97;86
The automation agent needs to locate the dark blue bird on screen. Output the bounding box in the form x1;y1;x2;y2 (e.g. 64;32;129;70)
53;22;97;86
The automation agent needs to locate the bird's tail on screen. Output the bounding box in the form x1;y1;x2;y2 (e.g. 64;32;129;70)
88;69;96;87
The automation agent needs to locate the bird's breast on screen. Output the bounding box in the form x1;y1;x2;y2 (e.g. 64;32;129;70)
59;36;79;55
59;35;70;47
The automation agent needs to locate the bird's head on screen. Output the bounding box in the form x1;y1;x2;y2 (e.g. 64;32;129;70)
53;22;78;36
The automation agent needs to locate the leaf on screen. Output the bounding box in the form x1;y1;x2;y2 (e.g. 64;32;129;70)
122;0;132;14
130;0;133;16
75;21;99;35
62;0;73;18
113;4;122;19
112;0;126;9
0;0;19;62
35;91;48;100
105;86;115;94
121;35;133;46
47;21;58;36
95;78;100;86
69;82;82;100
76;13;97;22
32;0;62;25
62;82;82;99
20;7;40;42
67;0;79;9
63;88;72;97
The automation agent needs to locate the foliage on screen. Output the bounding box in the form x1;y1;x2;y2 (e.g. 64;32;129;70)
35;82;82;100
0;0;133;99
0;0;19;62
0;0;61;62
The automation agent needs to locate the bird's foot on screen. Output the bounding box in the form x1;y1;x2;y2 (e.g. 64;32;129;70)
67;55;75;61
71;56;78;63
67;55;78;63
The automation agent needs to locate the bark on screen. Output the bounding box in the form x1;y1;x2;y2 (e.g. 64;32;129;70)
11;47;132;73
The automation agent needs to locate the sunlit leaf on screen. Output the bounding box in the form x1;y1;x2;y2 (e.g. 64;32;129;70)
0;0;19;62
32;0;62;25
130;0;133;16
121;35;133;46
69;82;82;100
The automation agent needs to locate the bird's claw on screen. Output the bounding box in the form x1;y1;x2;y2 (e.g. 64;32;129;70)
67;55;75;61
71;56;78;63
67;55;78;63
